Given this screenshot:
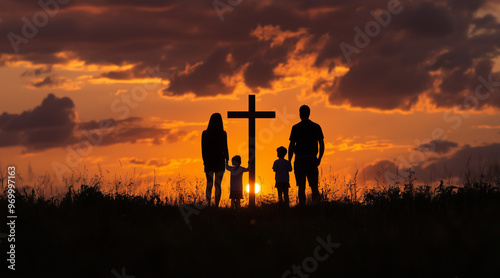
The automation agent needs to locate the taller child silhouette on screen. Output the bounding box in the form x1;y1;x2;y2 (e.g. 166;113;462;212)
202;113;229;207
288;105;324;205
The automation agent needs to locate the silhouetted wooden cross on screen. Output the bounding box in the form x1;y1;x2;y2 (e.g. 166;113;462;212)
228;95;275;208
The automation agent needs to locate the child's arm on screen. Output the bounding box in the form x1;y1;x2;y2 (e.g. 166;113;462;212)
225;160;232;171
242;162;250;172
287;160;292;172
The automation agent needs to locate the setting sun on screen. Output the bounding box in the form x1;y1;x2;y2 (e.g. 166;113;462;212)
246;183;261;194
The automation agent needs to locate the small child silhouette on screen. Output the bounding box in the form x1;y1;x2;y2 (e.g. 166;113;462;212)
226;155;249;209
273;146;292;207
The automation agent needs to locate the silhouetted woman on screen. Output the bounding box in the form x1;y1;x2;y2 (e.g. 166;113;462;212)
202;113;229;207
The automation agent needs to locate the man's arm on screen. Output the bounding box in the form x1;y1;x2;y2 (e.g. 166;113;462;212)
288;125;296;162
288;141;295;162
317;139;324;166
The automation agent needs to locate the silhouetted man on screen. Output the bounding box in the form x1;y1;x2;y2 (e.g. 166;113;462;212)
288;105;324;205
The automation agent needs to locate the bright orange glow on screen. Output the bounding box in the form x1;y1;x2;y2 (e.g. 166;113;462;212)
246;183;261;194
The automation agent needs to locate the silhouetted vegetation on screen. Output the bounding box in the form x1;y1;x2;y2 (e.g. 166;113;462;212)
1;168;499;277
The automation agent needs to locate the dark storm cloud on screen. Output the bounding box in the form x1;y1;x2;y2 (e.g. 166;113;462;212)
164;48;236;97
415;140;459;154
398;2;455;37
243;60;276;89
239;38;292;90
77;117;190;146
129;159;146;165
76;117;141;131
0;94;190;152
88;125;187;146
416;143;500;183
0;94;76;150
361;143;500;184
147;159;170;167
30;76;59;88
2;0;499;110
472;14;500;31
129;158;170;168
426;143;500;170
328;0;500;110
98;70;136;80
20;65;52;77
335;58;432;110
359;159;400;183
0;94;75;131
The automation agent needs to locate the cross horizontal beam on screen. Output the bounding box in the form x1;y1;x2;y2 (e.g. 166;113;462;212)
227;111;276;118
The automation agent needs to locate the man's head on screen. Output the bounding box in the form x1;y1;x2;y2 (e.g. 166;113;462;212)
299;105;310;120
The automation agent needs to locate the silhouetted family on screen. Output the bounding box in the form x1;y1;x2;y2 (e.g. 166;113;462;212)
202;105;324;208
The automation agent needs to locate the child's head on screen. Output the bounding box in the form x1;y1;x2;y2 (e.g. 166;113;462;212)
231;155;241;166
277;146;287;158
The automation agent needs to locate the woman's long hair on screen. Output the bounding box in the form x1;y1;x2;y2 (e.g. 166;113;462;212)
206;113;224;134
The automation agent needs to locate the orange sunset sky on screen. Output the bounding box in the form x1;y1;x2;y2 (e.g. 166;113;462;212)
1;0;500;194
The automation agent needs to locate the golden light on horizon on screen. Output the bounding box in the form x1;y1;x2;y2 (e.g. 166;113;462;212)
246;183;261;194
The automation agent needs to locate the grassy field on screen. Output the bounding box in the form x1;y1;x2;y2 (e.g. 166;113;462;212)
1;170;500;278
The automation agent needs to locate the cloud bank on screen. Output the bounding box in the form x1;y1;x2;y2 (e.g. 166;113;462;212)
0;94;190;152
2;0;499;110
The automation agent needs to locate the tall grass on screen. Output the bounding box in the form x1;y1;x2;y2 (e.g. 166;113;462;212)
2;162;499;208
1;164;499;277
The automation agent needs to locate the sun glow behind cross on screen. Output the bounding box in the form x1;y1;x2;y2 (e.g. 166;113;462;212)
246;183;261;194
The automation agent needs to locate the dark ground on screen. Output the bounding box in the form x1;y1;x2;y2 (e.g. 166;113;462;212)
1;182;500;278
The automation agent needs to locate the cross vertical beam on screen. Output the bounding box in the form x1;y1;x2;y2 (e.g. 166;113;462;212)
249;97;256;208
228;95;275;208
